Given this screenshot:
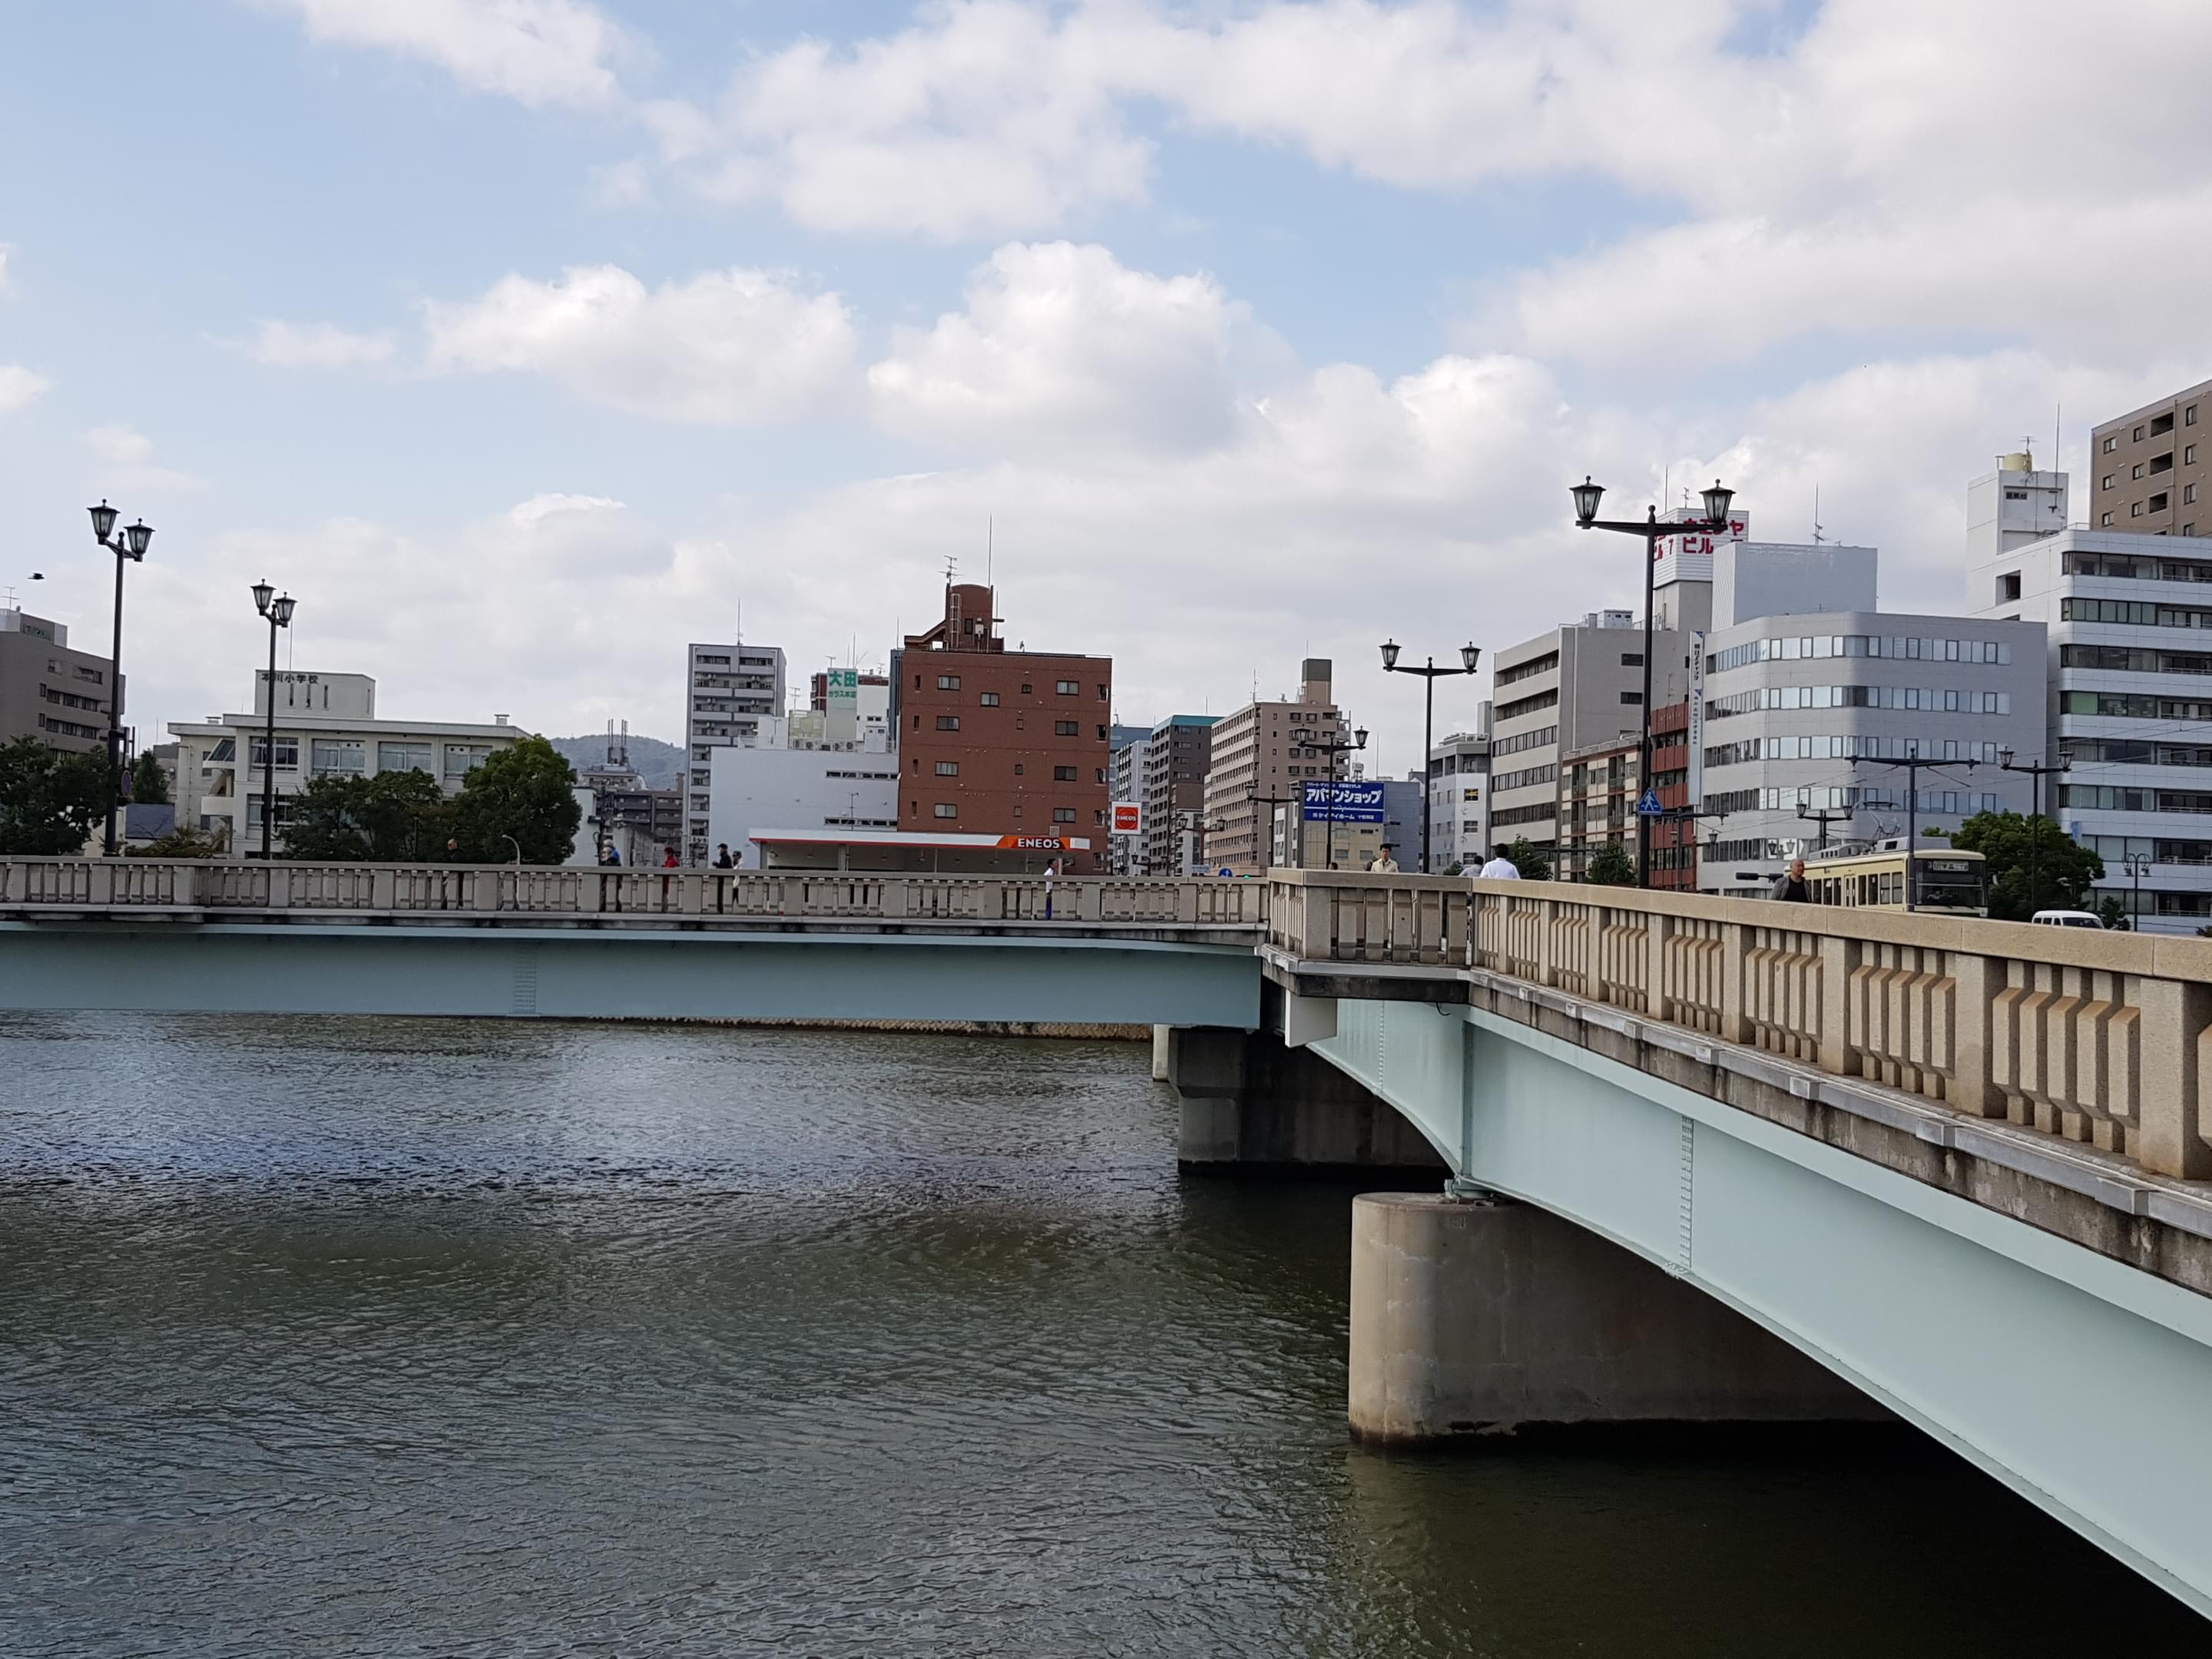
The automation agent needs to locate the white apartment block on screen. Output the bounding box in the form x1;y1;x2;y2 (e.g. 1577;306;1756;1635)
1426;728;1492;873
168;671;523;856
1968;452;2212;932
686;642;785;864
1108;735;1143;875
1488;612;1664;856
705;736;899;865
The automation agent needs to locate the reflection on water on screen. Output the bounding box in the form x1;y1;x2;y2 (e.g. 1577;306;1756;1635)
0;1012;2198;1656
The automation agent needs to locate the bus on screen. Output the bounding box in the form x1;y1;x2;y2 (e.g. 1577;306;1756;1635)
1801;838;1988;916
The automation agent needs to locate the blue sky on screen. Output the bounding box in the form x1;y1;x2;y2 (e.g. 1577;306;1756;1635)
2;1;2207;775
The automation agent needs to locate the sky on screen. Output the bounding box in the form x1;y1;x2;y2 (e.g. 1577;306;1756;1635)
2;0;2209;779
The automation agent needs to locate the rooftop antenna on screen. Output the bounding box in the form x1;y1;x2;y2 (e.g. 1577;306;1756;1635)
1812;485;1824;545
734;601;743;645
986;516;993;591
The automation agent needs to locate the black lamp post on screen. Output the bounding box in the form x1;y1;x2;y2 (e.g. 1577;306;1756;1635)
87;502;153;856
2124;849;2151;930
250;581;296;859
1569;475;1736;888
1303;728;1369;871
1381;640;1481;873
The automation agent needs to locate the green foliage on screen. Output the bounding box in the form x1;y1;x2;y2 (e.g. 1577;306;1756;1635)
1504;837;1551;882
128;750;171;805
128;825;227;859
451;736;581;864
2098;895;2131;932
1583;840;1636;886
1442;861;1465;877
1950;811;2104;921
0;737;108;855
283;769;452;861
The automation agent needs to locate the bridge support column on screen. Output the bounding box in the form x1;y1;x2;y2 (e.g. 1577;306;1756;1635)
1167;1026;1444;1177
1349;1193;1882;1442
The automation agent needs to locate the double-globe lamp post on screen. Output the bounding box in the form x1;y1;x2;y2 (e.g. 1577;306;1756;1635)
1570;475;1736;888
1380;641;1480;874
1303;727;1369;872
86;502;154;857
250;581;296;859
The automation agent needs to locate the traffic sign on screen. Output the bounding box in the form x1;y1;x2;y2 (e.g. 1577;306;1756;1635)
1636;790;1664;816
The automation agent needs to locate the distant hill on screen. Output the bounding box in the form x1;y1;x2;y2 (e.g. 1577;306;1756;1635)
546;733;687;793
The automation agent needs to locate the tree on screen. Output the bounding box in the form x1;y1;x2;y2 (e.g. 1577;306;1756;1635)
450;736;580;864
1584;840;1637;886
1504;836;1552;882
0;737;108;854
128;750;171;805
128;825;226;859
1951;810;2104;921
2098;895;2131;932
283;769;452;861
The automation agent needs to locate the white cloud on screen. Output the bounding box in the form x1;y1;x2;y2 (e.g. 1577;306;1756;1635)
0;247;12;293
422;263;857;423
84;426;203;490
868;242;1273;454
0;363;48;412
246;320;399;370
253;0;631;109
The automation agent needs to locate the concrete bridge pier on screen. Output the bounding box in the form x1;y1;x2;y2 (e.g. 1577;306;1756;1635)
1166;1025;1445;1178
1349;1193;1885;1443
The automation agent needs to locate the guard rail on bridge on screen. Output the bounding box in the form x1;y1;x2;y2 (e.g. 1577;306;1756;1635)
0;858;1267;932
1265;869;2212;1183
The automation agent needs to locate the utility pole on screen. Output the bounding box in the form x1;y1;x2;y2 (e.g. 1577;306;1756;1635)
1795;805;1851;853
1999;748;2071;914
1245;790;1297;874
1859;757;1978;913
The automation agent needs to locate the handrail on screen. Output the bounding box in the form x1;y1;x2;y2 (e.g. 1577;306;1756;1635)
1264;869;2212;1184
0;858;1269;930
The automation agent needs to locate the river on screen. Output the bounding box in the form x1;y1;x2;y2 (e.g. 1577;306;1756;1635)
1;1013;2199;1656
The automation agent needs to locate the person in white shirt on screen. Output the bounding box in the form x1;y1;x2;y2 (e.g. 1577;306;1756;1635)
1476;844;1521;879
1367;846;1400;873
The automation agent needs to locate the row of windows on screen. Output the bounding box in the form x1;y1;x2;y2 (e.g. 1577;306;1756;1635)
2098;513;2200;533
1492;763;1558;793
2061;644;2212;677
2062;551;2212;584
37;714;101;740
1703;787;2005;820
2061;786;2212;815
1707;737;2007;767
2067;740;2212;768
2082;836;2212;865
1491;802;1557;829
1495;687;1560;722
2064;691;2212;721
926;715;1101;737
1496;651;1559;687
1707;686;2012;717
2102;405;2199;452
922;802;1091;824
39;686;104;711
917;674;1107;699
1710;635;2013;673
1492;724;1558;758
2061;598;2212;629
922;759;1106;782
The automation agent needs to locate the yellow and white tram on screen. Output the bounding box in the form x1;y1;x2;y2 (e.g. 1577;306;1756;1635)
1802;839;1988;916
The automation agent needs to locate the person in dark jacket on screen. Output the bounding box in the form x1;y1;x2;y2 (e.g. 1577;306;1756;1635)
1770;858;1810;902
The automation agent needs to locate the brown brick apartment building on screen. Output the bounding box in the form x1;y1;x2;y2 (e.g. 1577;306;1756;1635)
2091;376;2210;537
891;583;1113;868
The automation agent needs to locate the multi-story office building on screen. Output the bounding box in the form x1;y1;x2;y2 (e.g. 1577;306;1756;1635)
1273;763;1406;870
1969;449;2212;930
2091;379;2210;538
1557;734;1641;879
1696;611;2041;893
1426;729;1492;873
1141;715;1217;876
1202;660;1342;873
686;641;785;863
890;583;1112;866
1;608;117;753
1648;698;1697;890
1488;613;1662;858
167;672;523;856
1108;733;1144;875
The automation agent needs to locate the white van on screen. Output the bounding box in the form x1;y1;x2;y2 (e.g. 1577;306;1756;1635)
2030;909;2105;929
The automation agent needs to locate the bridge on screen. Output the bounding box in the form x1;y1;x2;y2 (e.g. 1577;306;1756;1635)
5;856;2212;1620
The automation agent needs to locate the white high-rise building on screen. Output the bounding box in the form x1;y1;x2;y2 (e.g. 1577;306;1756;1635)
1967;452;2212;932
685;642;785;864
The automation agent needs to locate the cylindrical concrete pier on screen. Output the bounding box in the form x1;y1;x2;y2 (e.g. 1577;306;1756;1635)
1349;1193;1883;1442
1152;1024;1172;1081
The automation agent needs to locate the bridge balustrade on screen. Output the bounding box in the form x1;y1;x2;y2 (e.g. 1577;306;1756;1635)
1267;869;2212;1183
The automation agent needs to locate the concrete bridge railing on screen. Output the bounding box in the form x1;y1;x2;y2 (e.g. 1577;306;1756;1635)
1267;869;2212;1182
0;857;1268;930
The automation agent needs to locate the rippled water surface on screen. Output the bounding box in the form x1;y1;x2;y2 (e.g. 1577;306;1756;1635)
2;1012;2201;1656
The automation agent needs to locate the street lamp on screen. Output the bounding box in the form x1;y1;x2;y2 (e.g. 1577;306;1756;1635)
251;582;297;859
1381;640;1482;873
1568;475;1736;887
88;502;154;856
2124;849;2151;930
1303;727;1369;871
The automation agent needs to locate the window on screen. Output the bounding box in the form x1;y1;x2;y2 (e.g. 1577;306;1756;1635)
443;744;491;780
2135;425;2147;441
311;739;366;776
935;715;961;730
207;737;236;763
2005;488;2027;500
1014;763;1025;776
1020;683;1033;695
934;803;958;819
2152;453;2175;474
1620;690;1641;705
1097;684;1109;700
2188;446;2199;465
979;691;1000;707
2101;474;2115;491
2189;405;2200;426
2134;502;2146;518
1055;720;1078;736
1097;724;1109;740
1995;571;2021;604
2133;463;2146;479
1054;766;1078;781
2102;512;2115;527
378;740;432;773
1015;717;1025;731
935;760;959;777
1056;680;1079;695
2187;485;2200;505
1094;768;1107;784
2153;413;2175;436
937;674;961;690
2102;435;2118;453
2151;493;2170;513
1052;807;1077;823
1620;653;1642;667
249;737;300;770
